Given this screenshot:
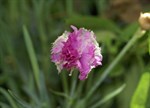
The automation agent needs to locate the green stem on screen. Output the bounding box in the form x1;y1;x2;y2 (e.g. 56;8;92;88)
85;28;146;101
66;72;78;108
92;84;126;108
70;72;77;97
62;73;69;95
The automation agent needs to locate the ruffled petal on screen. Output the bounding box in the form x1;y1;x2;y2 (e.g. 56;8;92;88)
51;25;103;80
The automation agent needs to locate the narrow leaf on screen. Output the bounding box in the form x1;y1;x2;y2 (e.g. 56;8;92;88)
91;84;126;108
8;90;32;108
49;88;70;99
0;88;18;108
0;102;11;108
23;26;40;90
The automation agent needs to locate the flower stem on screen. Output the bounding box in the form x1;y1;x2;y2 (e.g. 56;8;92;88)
85;28;146;101
66;72;78;108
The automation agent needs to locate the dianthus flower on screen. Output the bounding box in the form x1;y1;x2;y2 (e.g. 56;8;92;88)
51;26;102;80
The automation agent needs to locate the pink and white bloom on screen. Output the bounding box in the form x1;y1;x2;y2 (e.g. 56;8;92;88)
51;26;102;80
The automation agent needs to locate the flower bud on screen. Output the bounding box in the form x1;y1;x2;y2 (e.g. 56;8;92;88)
138;12;150;30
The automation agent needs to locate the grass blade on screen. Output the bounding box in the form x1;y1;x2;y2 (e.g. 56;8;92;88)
0;88;18;108
8;90;32;108
49;89;69;99
0;102;11;108
23;25;40;90
91;84;126;108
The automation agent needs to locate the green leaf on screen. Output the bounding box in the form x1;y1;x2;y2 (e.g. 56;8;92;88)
0;88;18;108
95;30;118;54
148;31;150;55
66;16;121;33
23;25;40;90
121;22;138;41
130;72;150;108
95;30;116;43
49;88;70;99
91;84;126;108
0;102;11;108
23;87;39;105
8;90;32;108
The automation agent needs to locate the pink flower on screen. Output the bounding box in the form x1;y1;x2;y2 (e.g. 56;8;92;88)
51;26;102;80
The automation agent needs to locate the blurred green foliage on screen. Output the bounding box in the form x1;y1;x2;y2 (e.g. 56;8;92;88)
130;72;150;108
0;0;150;108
